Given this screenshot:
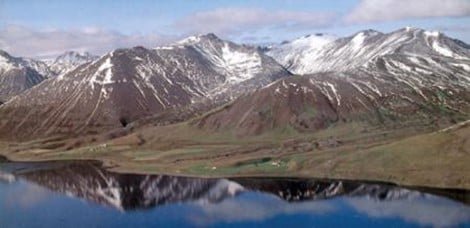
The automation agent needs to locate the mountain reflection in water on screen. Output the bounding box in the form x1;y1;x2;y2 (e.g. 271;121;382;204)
1;159;469;227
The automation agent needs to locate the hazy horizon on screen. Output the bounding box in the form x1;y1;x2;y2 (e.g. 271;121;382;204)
1;0;469;58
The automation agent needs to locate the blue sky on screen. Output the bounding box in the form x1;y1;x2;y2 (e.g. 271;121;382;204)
0;0;469;58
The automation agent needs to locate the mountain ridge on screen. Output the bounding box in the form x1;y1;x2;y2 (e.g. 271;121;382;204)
0;34;289;140
196;27;470;135
0;27;469;140
266;27;470;75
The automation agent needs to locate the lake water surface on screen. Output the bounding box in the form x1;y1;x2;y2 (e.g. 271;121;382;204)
1;159;469;227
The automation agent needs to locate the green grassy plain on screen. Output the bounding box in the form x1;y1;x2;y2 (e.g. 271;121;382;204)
1;120;469;189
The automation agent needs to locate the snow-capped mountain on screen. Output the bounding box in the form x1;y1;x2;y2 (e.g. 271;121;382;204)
197;28;470;135
176;33;265;83
23;58;57;78
0;50;46;103
48;51;98;76
0;34;289;139
267;27;470;75
160;33;289;100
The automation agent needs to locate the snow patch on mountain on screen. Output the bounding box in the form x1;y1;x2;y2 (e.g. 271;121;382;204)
177;35;202;45
23;59;55;78
171;34;266;85
424;30;440;37
154;46;175;50
220;43;262;83
351;32;366;52
89;56;115;89
266;34;336;74
432;42;454;57
452;63;470;71
0;53;15;73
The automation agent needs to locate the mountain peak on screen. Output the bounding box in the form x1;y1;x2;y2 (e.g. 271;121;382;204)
200;33;220;40
423;30;441;38
396;27;442;37
55;51;96;61
176;33;222;45
130;46;148;51
276;33;336;47
48;50;98;76
404;26;421;32
176;35;201;45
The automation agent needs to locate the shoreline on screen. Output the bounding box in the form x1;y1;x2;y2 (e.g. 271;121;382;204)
2;152;469;192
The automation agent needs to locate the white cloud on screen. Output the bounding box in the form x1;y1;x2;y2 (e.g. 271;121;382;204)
0;25;177;59
188;193;335;225
344;0;470;24
3;2;469;59
346;195;470;227
173;8;336;36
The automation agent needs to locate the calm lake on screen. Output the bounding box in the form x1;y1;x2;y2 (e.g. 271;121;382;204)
1;159;469;227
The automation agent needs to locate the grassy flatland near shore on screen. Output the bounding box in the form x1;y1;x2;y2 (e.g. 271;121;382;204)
1;119;469;190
